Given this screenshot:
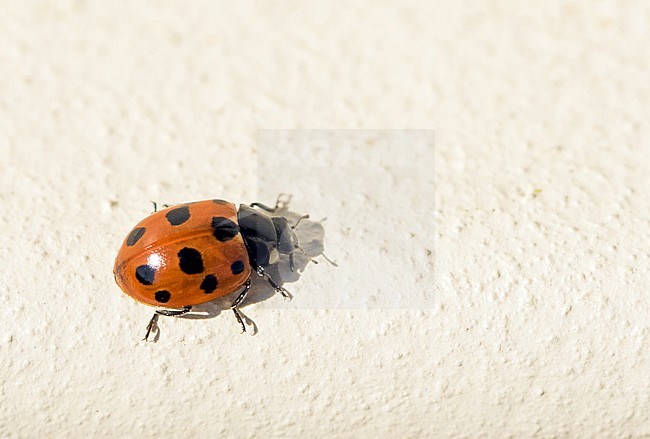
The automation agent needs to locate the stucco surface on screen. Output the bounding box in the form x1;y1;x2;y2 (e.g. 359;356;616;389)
1;1;649;437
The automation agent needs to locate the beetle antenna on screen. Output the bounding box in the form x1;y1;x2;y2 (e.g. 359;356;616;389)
291;214;310;229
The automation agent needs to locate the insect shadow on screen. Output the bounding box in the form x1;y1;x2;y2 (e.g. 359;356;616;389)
176;204;331;333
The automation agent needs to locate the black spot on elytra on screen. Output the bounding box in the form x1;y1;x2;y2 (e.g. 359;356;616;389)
166;206;190;226
211;216;239;242
135;264;156;285
126;227;146;246
231;260;245;275
178;247;204;274
200;274;218;294
213;199;228;205
155;290;171;303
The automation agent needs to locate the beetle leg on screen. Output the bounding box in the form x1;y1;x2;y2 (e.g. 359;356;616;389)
256;266;292;301
143;306;192;341
250;193;292;212
144;314;159;341
150;202;171;213
156;306;192;317
295;244;318;265
231;278;251;333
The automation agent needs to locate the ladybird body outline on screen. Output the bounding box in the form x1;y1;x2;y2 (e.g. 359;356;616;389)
114;196;312;339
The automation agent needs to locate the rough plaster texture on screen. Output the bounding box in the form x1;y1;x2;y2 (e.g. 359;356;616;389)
1;1;649;438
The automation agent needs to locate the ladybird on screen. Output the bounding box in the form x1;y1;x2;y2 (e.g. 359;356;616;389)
113;196;318;341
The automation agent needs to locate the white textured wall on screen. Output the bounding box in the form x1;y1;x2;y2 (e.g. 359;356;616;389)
1;1;649;437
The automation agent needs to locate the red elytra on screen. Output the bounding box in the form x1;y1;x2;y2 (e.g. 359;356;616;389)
114;200;251;309
114;197;316;340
